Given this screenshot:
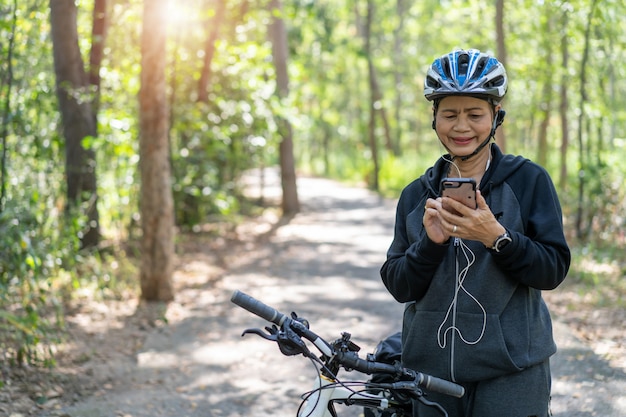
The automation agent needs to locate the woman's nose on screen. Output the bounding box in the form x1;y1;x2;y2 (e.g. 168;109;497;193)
453;116;470;131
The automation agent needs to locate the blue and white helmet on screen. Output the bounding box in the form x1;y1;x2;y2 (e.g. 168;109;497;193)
424;49;508;105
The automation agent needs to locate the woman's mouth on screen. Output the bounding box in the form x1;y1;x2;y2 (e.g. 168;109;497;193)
451;137;475;146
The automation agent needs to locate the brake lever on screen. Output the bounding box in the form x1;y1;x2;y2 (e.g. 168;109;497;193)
241;325;310;357
241;327;278;341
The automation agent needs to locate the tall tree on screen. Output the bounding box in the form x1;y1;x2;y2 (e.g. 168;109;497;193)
391;0;407;157
139;0;175;301
537;8;554;168
495;0;507;152
49;0;100;248
575;0;598;239
88;0;108;121
268;0;299;216
364;0;380;191
361;0;393;190
558;8;570;191
0;0;17;212
197;0;226;103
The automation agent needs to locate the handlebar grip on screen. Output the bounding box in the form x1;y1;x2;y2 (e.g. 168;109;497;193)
337;351;398;375
231;290;289;327
417;373;465;398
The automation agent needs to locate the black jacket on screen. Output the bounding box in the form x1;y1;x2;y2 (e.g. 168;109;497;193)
380;144;570;382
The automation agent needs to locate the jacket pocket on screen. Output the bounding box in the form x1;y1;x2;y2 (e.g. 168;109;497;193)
401;305;523;382
451;312;523;381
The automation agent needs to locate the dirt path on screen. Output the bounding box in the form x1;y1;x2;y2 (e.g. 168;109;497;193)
23;170;625;417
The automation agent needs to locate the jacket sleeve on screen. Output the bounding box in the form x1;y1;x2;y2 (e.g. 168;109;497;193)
380;189;449;303
491;167;571;290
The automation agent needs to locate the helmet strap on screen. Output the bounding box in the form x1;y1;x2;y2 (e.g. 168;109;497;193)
431;100;440;130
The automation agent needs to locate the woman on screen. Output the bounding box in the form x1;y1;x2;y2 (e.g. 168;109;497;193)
380;49;570;417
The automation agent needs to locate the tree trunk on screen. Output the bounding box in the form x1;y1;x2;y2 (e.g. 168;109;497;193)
268;0;299;216
139;0;175;302
364;0;380;191
495;0;507;151
537;11;554;168
559;9;570;191
0;0;17;212
197;0;226;103
575;0;598;240
89;0;108;120
391;0;407;157
49;0;100;248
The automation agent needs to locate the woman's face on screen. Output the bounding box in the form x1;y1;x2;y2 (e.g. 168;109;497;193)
434;96;498;158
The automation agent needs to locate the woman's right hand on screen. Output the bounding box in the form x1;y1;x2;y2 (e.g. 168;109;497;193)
423;197;450;244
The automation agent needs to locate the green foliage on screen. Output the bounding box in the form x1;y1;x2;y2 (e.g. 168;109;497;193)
0;197;72;367
378;149;440;198
568;243;626;308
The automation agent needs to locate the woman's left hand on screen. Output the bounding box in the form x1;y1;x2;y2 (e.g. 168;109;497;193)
438;190;506;247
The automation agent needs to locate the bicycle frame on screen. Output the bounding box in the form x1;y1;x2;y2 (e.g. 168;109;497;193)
298;374;399;417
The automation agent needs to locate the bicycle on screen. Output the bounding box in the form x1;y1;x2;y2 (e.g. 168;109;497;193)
231;290;465;417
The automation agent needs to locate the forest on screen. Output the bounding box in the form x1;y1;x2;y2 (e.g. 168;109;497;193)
1;0;625;371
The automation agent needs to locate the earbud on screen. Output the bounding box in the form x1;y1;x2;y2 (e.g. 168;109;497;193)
494;109;506;128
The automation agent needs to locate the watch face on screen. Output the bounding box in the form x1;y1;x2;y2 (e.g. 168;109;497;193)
496;239;510;251
494;234;512;251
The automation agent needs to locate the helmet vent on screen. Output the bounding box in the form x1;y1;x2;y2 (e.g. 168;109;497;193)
426;76;441;89
474;57;488;78
486;75;505;88
457;53;470;77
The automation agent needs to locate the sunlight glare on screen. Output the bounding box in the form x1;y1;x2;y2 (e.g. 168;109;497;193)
164;0;190;29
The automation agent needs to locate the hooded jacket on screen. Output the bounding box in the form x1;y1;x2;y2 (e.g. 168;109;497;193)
380;144;570;383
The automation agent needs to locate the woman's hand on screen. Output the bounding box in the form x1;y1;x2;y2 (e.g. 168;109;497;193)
423;197;451;244
428;190;505;247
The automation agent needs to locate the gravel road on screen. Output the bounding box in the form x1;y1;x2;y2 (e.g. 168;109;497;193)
39;170;625;417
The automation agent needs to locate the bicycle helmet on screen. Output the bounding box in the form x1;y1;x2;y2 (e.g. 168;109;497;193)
424;49;508;104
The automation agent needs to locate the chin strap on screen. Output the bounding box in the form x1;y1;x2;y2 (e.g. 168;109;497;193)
458;109;506;162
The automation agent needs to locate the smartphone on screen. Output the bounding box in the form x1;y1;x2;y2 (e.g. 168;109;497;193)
440;178;477;214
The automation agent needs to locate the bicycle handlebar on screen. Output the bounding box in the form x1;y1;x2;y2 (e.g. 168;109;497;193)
231;289;289;326
231;290;333;356
336;351;464;398
231;290;465;399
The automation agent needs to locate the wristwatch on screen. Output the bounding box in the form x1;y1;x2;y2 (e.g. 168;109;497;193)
490;231;512;253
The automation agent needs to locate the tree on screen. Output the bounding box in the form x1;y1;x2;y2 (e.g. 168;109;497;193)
49;0;100;248
0;0;17;212
495;0;507;152
358;0;392;191
558;8;570;191
268;0;299;216
363;0;380;191
574;0;598;240
139;0;175;302
536;7;555;168
391;0;407;157
88;0;108;119
197;0;226;104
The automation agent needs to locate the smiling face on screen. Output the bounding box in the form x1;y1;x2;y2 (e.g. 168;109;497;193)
434;95;499;158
